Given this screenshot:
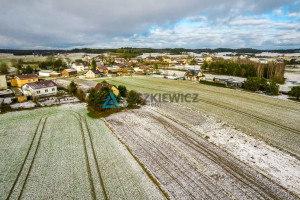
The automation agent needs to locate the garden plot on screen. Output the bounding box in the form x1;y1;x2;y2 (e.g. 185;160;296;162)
96;76;300;157
105;107;299;200
10;101;36;109
0;103;166;200
38;95;79;106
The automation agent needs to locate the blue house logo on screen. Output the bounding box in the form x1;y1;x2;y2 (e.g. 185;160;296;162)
102;92;120;108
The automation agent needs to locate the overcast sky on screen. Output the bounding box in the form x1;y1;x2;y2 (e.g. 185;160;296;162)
0;0;299;49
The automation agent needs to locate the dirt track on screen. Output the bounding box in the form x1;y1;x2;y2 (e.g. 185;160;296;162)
105;107;299;200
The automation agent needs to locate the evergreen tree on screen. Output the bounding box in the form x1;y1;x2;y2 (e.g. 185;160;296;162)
91;59;96;69
68;81;77;95
118;85;127;97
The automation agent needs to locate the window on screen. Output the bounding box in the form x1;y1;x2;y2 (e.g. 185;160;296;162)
52;88;55;91
45;89;48;93
28;80;31;82
36;90;40;94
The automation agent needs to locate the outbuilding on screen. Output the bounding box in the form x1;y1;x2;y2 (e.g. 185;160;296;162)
61;69;77;77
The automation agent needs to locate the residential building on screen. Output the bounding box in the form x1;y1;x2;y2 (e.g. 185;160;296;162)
185;69;206;81
61;69;77;77
95;83;119;96
97;66;108;75
10;74;38;87
204;56;213;63
22;80;57;97
86;69;101;78
0;75;7;90
71;62;84;71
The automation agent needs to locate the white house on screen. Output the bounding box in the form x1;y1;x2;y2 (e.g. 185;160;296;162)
39;70;52;77
0;75;7;90
22;80;57;97
71;63;86;72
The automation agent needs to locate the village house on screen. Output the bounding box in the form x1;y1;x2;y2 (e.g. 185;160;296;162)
10;74;38;87
71;62;89;72
185;69;206;81
97;66;108;75
162;56;172;63
0;75;8;90
82;54;91;62
95;83;119;96
114;58;124;64
137;65;153;74
86;69;101;78
61;69;77;77
22;80;57;97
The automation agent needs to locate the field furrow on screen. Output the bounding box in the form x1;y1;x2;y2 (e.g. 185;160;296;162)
105;107;299;200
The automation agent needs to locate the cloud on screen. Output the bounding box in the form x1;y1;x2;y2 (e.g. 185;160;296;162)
0;0;299;49
288;12;300;17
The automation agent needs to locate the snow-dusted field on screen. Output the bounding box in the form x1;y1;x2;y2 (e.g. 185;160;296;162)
155;103;300;196
105;106;299;199
0;104;166;199
95;76;300;157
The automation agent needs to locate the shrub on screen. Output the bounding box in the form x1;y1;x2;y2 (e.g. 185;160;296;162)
199;80;226;87
289;86;300;100
76;89;86;101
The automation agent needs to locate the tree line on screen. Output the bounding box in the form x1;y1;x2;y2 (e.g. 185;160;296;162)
202;58;285;83
1;48;299;56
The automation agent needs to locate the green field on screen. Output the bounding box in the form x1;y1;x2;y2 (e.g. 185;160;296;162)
95;76;300;157
0;104;166;199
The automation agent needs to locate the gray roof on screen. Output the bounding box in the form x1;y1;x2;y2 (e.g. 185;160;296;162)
64;69;77;72
25;80;57;89
15;74;38;80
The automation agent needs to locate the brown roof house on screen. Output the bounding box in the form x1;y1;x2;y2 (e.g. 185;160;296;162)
10;74;38;87
95;83;119;96
22;80;57;97
61;69;77;77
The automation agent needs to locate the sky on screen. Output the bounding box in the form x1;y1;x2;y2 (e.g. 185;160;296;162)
0;0;299;49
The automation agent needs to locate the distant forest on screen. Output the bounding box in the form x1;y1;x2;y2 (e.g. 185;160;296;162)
0;47;299;56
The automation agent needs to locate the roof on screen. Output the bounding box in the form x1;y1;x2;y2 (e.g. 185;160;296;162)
139;65;152;69
73;62;84;66
63;69;77;73
15;74;38;80
185;69;200;76
95;83;113;91
97;66;108;71
39;70;52;73
89;69;101;74
25;80;57;89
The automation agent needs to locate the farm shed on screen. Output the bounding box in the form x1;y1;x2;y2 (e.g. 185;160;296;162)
61;69;77;77
39;70;52;77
